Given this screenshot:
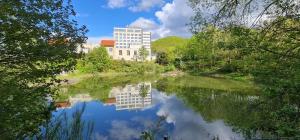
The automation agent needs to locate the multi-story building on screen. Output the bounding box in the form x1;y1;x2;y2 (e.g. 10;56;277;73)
100;27;154;61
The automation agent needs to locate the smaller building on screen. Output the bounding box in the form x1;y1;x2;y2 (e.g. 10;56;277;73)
100;40;115;57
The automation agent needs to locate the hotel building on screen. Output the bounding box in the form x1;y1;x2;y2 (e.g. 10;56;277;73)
101;27;154;61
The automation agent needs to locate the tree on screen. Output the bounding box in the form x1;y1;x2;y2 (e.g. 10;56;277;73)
156;52;170;65
188;0;300;137
77;47;111;73
0;0;87;138
138;46;149;62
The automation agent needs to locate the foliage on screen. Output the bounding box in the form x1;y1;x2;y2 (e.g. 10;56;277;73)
110;60;165;74
187;0;300;137
0;0;86;138
138;46;150;62
139;83;150;98
76;47;111;73
56;74;159;102
152;36;188;65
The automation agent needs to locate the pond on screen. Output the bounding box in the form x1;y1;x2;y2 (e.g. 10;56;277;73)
44;75;267;140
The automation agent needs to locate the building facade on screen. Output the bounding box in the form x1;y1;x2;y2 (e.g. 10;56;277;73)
100;27;154;61
100;40;115;57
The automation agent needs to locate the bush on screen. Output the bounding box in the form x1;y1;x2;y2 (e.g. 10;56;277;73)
110;61;164;74
164;64;176;72
76;47;111;73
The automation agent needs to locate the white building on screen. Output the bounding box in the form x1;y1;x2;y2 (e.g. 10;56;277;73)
101;27;154;61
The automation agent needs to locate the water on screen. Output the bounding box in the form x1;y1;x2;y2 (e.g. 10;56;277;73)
47;75;262;140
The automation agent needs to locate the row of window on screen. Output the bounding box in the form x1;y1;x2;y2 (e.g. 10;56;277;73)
116;43;141;46
116;46;130;48
116;37;142;40
115;33;142;36
119;50;138;56
114;29;142;32
117;38;141;42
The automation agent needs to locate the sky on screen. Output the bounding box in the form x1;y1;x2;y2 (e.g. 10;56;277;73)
71;0;194;44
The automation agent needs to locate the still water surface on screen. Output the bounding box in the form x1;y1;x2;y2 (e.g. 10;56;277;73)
50;75;260;140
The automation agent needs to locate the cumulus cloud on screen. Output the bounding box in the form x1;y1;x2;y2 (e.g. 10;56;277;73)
129;0;194;39
106;0;165;12
109;121;140;140
129;0;165;12
107;0;127;8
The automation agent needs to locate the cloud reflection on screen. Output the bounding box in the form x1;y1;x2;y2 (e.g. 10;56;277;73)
152;89;244;140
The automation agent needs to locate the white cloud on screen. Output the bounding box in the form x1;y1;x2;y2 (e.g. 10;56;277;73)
129;0;194;39
152;92;244;140
129;0;165;12
106;0;165;12
109;121;140;140
107;0;127;8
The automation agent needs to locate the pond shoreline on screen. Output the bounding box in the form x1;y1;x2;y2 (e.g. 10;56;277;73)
58;70;254;86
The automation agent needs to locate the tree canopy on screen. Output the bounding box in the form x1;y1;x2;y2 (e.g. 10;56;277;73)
0;0;87;138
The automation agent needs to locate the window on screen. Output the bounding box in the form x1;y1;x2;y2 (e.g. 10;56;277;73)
109;48;113;52
127;50;130;56
119;50;122;55
134;50;137;55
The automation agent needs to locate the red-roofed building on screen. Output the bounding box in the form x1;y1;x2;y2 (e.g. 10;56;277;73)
100;39;115;57
100;40;115;47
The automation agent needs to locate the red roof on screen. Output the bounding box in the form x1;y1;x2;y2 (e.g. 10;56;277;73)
105;98;116;104
55;101;71;108
100;40;115;47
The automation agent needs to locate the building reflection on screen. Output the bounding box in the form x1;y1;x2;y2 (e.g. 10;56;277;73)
55;94;92;109
105;82;152;110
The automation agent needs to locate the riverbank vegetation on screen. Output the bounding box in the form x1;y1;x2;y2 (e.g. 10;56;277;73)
75;47;174;75
184;0;300;137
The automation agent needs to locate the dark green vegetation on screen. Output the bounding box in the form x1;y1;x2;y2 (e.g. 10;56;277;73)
0;0;86;139
151;0;299;137
183;0;300;137
56;74;159;102
76;46;169;74
152;36;188;65
76;47;111;73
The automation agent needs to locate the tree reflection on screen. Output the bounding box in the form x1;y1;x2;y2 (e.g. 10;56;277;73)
154;77;300;139
140;116;169;140
139;83;150;98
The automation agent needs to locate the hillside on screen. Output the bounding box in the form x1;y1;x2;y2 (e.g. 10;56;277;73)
151;36;189;53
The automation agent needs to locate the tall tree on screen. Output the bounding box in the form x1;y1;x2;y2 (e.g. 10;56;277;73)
0;0;87;138
138;46;150;62
188;0;300;137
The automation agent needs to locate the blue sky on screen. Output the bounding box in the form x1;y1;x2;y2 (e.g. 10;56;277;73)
71;0;194;43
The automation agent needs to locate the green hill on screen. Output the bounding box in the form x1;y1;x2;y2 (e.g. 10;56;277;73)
151;36;189;53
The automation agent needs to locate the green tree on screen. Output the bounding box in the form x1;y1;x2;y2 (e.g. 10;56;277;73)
152;36;188;65
138;46;150;62
188;0;300;137
0;0;87;138
77;47;111;73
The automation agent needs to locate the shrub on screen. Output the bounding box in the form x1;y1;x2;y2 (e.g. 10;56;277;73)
77;47;111;73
